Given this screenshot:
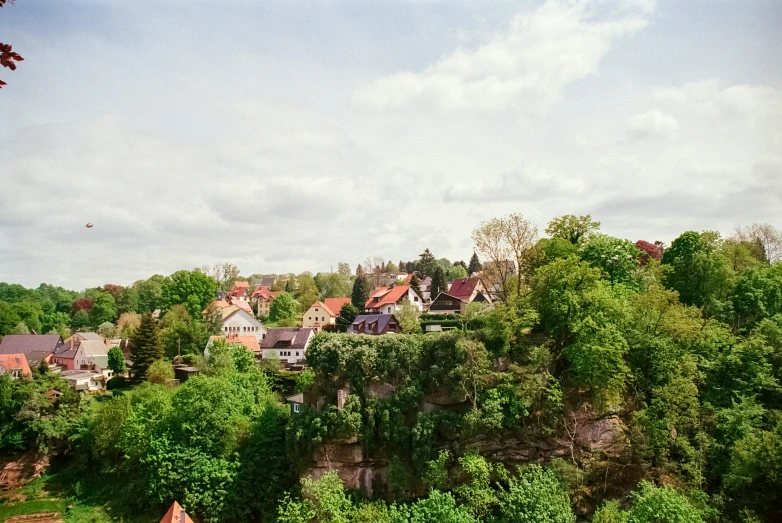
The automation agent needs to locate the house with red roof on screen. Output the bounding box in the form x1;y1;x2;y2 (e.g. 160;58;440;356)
302;298;352;332
428;277;492;315
251;286;280;317
226;281;251;300
0;353;33;379
364;284;423;314
160;501;194;523
206;334;261;356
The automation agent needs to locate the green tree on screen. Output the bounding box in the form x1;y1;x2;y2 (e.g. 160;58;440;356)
545;214;601;245
130;314;164;382
161;270;219;319
580;235;642;286
495;465;575;523
351;277;370;311
468;252;482;275
431;267;446;298
0;300;21;335
269;293;298;323
10;322;28;334
11;301;43;333
337;303;359;332
107;346;127;375
624;481;706;523
135;274;165;314
97;321;116;338
296;274;319;312
446;264;468;281
396;298;421;334
71;309;90;330
147;359;174;385
116;285;140;314
418;248;437;278
662;231;733;310
86;290;118;327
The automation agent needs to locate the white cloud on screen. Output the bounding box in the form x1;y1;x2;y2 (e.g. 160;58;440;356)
353;1;652;113
625;109;678;139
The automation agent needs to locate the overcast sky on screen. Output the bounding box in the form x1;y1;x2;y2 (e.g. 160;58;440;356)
1;0;780;290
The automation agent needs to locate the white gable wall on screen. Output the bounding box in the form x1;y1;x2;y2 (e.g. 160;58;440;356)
222;309;264;342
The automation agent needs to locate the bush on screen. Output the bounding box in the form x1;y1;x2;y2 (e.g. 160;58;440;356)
107;376;128;390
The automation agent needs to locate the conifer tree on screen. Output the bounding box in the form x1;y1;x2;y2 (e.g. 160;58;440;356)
351;277;370;311
418;248;437;278
468;252;482;275
410;273;422;297
130;314;163;383
431;267;446;299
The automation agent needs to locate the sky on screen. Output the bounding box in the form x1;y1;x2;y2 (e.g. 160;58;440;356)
1;0;780;290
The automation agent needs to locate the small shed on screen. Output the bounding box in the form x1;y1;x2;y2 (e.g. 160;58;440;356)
287;393;304;414
173;365;200;383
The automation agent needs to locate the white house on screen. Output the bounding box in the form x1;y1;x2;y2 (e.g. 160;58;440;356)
364;284;424;314
220;306;264;342
260;328;314;365
61;369;105;391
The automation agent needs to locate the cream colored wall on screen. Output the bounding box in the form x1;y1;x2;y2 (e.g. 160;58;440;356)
302;304;335;329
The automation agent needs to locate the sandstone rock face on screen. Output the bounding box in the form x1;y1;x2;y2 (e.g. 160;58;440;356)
0;452;50;490
303;411;629;496
308;442;389;496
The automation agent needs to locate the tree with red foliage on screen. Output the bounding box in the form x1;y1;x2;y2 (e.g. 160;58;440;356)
1;0;25;89
635;240;663;265
72;298;94;315
102;284;124;300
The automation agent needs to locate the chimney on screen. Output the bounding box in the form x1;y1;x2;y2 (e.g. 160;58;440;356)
70;338;73;349
104;338;110;347
179;506;187;522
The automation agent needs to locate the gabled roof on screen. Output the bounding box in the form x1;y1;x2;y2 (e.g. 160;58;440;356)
348;314;399;334
0;353;32;378
219;305;241;320
261;328;314;349
71;332;104;342
0;335;64;356
78;340;109;357
252;286;279;300
233;281;250;288
203;299;231;314
258;277;277;288
324;298;352;316
446;277;482;300
365;285;418;309
308;301;335;316
160;501;195;523
232;299;253;313
209;335;261;353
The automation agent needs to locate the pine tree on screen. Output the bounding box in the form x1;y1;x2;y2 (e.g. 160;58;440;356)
431;267;446;299
130;314;163;383
356;264;364;278
399;260;405;273
419;248;437;278
468;252;482;275
410;274;422;297
351;277;370;311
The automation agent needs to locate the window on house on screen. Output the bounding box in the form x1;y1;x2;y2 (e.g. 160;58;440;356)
321;317;325;321
414;297;419;302
388;307;391;313
296;351;299;356
309;317;312;320
293;403;300;413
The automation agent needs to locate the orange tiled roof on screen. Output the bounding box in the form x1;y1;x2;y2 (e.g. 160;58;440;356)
252;286;279;300
210;335;261;353
160;501;195;523
365;285;413;309
0;353;32;378
324;298;352;316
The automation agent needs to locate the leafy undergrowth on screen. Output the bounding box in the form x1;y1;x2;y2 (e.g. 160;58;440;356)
0;467;158;523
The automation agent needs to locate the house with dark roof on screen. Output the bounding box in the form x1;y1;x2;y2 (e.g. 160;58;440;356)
0;334;64;368
364;284;423;314
347;314;401;335
0;354;33;379
429;277;492;315
261;328;314;365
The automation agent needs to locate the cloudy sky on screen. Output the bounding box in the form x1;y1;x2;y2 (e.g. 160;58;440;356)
1;0;780;290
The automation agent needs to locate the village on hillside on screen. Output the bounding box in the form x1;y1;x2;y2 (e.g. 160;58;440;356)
0;250;503;394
